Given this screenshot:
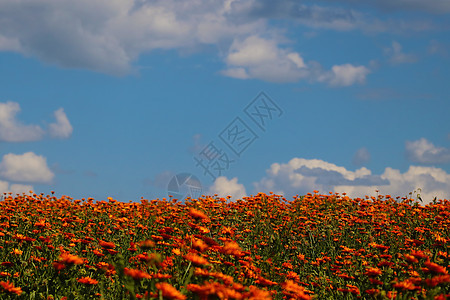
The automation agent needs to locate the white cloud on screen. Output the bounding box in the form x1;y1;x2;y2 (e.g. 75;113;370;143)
222;35;370;85
405;138;450;164
222;35;309;83
384;41;418;64
0;0;380;84
337;166;450;202
321;64;371;87
253;157;450;203
352;147;371;165
0;152;54;184
0;0;438;85
0;101;45;142
49;108;73;139
208;176;247;200
0;0;264;75
0;180;33;196
0;102;72;142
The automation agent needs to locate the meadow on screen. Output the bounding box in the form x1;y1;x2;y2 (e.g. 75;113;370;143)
0;191;448;299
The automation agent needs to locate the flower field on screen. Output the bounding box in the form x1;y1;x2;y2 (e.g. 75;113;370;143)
0;191;449;299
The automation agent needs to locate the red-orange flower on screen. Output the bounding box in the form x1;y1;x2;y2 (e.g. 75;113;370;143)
124;268;151;280
424;261;448;275
55;253;84;269
220;241;243;257
0;281;22;295
192;238;209;252
77;277;99;285
256;276;277;286
155;282;186;300
184;253;209;266
282;280;312;300
392;279;418;291
99;240;115;249
365;267;382;277
189;208;209;220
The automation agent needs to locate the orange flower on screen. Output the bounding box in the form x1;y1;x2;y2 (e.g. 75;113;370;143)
189;208;209;220
243;285;272;300
184;253;209;266
220;241;243;257
404;254;419;264
187;281;242;299
172;248;181;256
410;250;429;260
11;249;22;256
0;281;22;295
57;253;84;265
392;279;418;291
197;226;210;234
99;240;115;249
424;261;448;275
155;282;186;300
192;238;208;252
255;276;277;286
365;267;382;277
77;277;99;285
282;280;312;300
124;268;151;280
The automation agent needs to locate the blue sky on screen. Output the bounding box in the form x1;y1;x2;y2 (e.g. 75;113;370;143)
0;0;449;202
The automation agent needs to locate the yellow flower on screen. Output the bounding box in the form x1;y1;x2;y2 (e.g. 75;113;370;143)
11;249;22;256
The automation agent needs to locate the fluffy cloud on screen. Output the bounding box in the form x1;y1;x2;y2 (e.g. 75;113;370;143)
0;102;72;142
222;35;370;85
208;176;247;200
253;157;450;203
0;180;33;196
49;108;73;139
0;0;264;75
0;101;45;142
320;64;371;87
405;138;450;164
384;41;418;64
221;35;308;83
336;166;450;202
0;0;429;84
0;152;54;184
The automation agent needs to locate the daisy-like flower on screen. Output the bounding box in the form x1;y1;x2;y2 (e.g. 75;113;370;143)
189;208;209;220
155;282;186;300
0;281;22;295
99;240;115;249
184;253;209;266
424;261;448;275
77;277;99;285
124;268;151;280
365;267;382;277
